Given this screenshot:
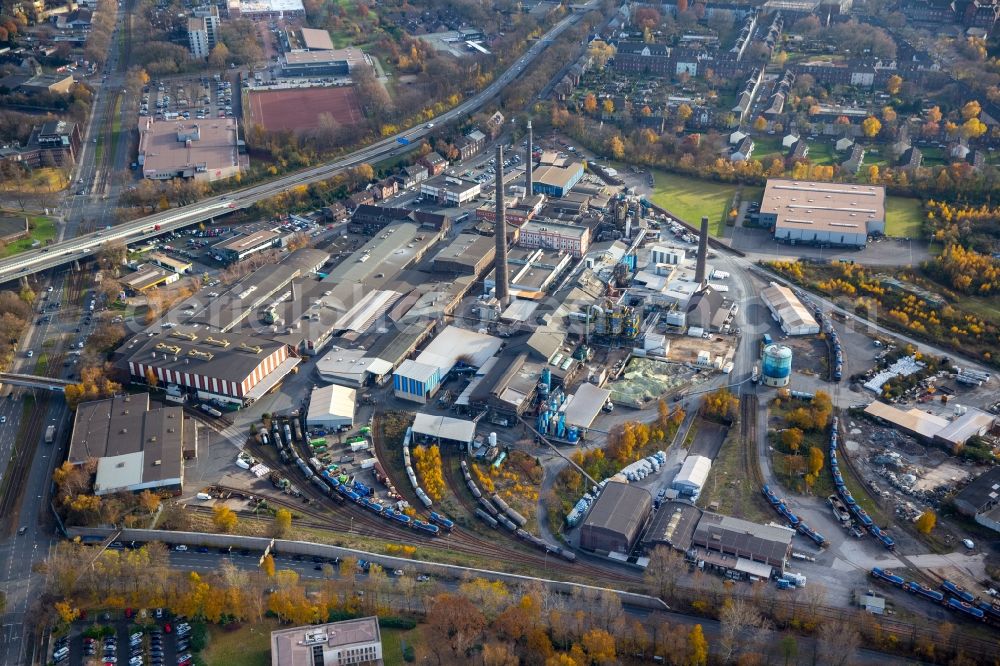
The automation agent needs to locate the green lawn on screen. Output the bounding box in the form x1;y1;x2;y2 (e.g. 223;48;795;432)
202;621;275;666
1;216;57;257
752;136;783;161
884;196;923;238
807;141;836;166
649;170;751;235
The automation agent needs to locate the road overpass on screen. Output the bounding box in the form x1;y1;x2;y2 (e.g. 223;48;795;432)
0;373;71;391
0;6;593;285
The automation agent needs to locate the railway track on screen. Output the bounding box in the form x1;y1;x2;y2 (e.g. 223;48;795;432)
740;393;763;487
223;419;639;584
0;395;48;535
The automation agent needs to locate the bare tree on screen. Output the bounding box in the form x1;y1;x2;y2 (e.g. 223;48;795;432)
719;596;767;663
645;546;684;601
816;619;861;666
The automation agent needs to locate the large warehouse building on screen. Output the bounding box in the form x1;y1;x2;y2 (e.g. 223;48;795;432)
579;481;653;554
761;283;820;335
760;179;885;247
953;468;1000;533
124;326;300;406
393;326;502;403
137;118;242;182
68;393;194;496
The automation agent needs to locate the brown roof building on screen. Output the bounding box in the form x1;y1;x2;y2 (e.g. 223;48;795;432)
579;481;652;554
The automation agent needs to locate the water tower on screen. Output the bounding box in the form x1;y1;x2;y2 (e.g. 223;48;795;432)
762;344;793;387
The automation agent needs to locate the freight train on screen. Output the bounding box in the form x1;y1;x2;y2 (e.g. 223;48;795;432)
463;460;574;562
872;570;992;624
828;417;895;550
760;485;829;547
811;302;842;382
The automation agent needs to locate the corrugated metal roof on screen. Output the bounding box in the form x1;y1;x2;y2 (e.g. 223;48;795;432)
934;408;995;445
761;283;819;334
864;401;948;439
412;413;476;443
563;383;610;429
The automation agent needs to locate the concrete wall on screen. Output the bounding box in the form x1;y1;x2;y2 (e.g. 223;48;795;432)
66;527;668;612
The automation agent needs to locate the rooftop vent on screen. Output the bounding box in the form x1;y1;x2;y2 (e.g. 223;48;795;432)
188;349;214;360
153;460;161;466
203;336;231;348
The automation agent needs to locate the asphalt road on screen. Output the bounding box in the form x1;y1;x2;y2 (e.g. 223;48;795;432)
0;272;92;666
0;3;594;284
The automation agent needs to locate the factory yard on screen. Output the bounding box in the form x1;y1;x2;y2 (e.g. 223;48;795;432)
244;86;364;132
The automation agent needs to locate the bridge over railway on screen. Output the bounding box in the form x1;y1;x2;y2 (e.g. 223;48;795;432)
0;372;71;391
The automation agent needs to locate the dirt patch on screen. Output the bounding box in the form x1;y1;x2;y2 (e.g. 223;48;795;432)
665;334;736;364
781;335;828;377
245;86;364;132
688;419;729;458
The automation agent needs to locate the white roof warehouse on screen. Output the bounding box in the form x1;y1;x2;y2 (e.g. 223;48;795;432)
761;179;885;247
760;283;820;335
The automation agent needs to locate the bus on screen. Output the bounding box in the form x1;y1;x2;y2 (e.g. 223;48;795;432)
455;212;470;223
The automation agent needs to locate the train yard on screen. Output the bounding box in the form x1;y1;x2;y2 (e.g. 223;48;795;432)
228;411;635;585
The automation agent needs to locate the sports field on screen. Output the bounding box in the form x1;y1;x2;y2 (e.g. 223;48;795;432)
245;86;363;133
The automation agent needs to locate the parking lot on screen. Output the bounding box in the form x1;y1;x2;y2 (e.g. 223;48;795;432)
140;75;235;123
57;613;194;666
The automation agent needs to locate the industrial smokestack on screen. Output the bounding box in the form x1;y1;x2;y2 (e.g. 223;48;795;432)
525;120;533;196
695;216;709;286
494;144;510;307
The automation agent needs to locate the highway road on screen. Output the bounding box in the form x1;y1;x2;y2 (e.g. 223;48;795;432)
0;4;593;285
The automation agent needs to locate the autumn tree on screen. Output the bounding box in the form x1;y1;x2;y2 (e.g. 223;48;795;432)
426;593;486;659
881;106;897;123
753;115;768;132
687;624;708;666
583;93;597;114
208;43;230;69
64;365;122;410
587;40;616;70
582;628;616;664
780;428;804;453
915;510;936;534
602;98;615;115
861;116;882;138
145;367;158;388
701;388;738;422
261;553;276;577
138;490;160;515
816;620;860;666
886;74;902;95
677;103;693;123
412;444;445;501
608;135;625;160
961;100;981;121
272;508;292;537
212;505;238;533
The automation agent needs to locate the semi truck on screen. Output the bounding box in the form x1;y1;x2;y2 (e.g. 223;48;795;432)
45;425;56;443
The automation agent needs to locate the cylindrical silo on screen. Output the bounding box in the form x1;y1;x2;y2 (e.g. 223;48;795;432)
762;344;792;387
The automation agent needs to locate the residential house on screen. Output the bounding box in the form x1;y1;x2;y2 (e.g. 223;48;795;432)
372;178;398;201
458;129;486;161
346;190;375;211
788;139;809;161
397;164;428;189
841;144;865;174
420;151;447;176
731;136;754;162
